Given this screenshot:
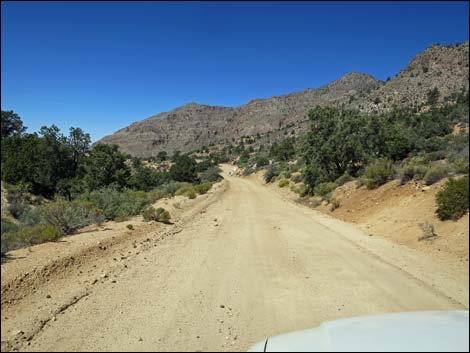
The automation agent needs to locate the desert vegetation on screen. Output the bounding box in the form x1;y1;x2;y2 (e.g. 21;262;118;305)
230;91;469;217
1;111;222;256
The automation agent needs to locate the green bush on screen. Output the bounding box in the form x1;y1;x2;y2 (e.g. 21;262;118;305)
298;184;308;197
255;156;269;167
451;158;470;174
264;166;279;183
169;154;198;183
175;184;197;199
18;207;44;227
199;166;222;182
21;224;64;244
1;218;18;235
436;176;469;220
280;171;291;179
424;165;450;185
40;200;104;234
291;173;303;183
194;182;213;195
362;159;395;189
314;182;338;197
2;224;64;256
147;189;168;203
422;151;446;163
81;187;150;220
278;179;289;188
142;206;171;223
126;224;134;230
335;173;353;186
242;167;255;176
399;163;428;184
158;181;186;197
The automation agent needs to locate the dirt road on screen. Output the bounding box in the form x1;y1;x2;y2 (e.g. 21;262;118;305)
1;166;467;352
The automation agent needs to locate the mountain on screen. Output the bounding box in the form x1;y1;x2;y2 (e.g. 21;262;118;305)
98;42;469;158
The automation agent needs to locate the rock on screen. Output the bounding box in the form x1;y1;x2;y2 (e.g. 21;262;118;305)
91;279;98;285
220;305;225;308
46;294;51;299
422;186;431;191
11;330;24;337
101;273;108;279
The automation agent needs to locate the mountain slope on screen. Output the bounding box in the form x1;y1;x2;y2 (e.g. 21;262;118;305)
98;42;469;158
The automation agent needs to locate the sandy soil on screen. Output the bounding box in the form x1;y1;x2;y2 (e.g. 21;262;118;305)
271;175;468;262
1;166;467;352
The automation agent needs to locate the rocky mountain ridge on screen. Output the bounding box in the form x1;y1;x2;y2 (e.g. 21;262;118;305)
99;42;469;158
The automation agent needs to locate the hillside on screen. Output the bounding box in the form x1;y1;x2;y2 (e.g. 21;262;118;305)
98;72;381;157
98;42;469;158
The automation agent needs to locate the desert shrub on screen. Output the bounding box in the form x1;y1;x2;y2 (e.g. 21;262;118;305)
142;206;171;223
278;179;289;188
169;154;198;182
1;218;18;235
147;189;168;203
255;156;269;167
436;176;469;220
20;224;64;244
399;163;429;184
114;215;129;222
200;166;222;182
418;222;437;241
40;200;104;234
81;187;149;220
314;182;337;197
422;151;446;163
7;201;29;219
194;182;213;195
310;198;321;207
5;185;32;219
2;224;64;256
264;166;279;183
142;207;156;222
289;163;302;173
18;207;44;227
280;171;291;179
335;173;353;186
423;165;450;185
158;181;185;197
126;224;134;230
361;159;395;189
175;184;197;199
451;158;470;174
2;231;27;255
297;184;308;197
330;198;341;211
155;207;171;223
242;167;255;176
291;173;303;183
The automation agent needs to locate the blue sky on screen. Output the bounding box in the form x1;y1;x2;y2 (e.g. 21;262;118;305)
1;1;468;142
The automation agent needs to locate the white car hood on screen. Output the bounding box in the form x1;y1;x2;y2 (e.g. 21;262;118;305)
248;311;469;352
